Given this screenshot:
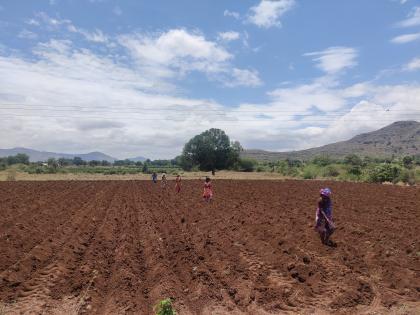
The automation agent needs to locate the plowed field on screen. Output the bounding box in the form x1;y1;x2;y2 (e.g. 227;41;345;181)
0;180;419;315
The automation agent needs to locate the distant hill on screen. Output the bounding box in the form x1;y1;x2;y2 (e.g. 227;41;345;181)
242;121;420;161
127;156;147;162
0;147;117;162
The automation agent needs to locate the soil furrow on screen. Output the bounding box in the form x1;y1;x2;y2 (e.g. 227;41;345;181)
0;180;418;315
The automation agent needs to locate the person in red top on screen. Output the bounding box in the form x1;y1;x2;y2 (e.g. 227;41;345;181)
202;177;213;202
175;174;181;193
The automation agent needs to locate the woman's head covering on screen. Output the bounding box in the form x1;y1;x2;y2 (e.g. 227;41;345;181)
320;188;332;197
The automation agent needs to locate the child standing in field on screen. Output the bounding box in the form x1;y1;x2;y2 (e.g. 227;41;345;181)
161;173;167;188
175;175;181;193
203;177;213;202
315;188;336;246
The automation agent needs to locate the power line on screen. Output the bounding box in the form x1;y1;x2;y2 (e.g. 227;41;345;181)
2;107;420;117
0;113;418;122
1;103;419;114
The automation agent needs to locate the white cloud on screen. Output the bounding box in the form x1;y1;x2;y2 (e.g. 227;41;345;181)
304;46;358;74
390;32;420;43
68;25;109;43
397;6;420;27
33;11;72;29
0;40;230;158
224;10;240;20
404;57;420;71
35;39;73;56
0;25;263;158
1;40;419;157
18;29;38;40
119;29;231;67
27;39;159;91
267;77;348;112
2;13;418;158
226;68;263;87
25;18;40;26
22;18;261;87
247;0;295;28
228;79;420;152
218;31;240;42
26;12;109;44
118;29;261;87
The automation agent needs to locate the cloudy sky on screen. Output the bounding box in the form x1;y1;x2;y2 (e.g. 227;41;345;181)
0;0;419;159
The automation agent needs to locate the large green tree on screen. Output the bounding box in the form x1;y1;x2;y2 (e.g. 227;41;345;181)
181;128;241;171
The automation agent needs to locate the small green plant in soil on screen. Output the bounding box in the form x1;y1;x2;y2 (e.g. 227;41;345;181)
154;298;176;315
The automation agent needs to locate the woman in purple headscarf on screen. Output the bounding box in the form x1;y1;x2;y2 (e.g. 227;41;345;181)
315;188;336;245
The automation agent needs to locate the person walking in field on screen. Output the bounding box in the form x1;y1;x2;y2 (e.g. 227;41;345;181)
161;173;167;188
202;177;213;202
152;172;158;183
315;188;336;246
175;174;182;193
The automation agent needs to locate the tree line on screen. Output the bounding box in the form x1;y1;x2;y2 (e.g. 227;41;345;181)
2;128;419;184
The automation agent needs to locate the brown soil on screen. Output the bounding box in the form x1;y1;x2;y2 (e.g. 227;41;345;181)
0;180;419;314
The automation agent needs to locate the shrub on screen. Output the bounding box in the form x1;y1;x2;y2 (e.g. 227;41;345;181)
302;165;319;179
366;163;401;183
398;169;416;185
312;155;333;167
142;164;150;173
415;169;420;183
238;158;257;172
73;157;86;166
47;158;59;170
26;166;45;174
154;298;176;315
46;166;58;174
362;156;372;166
285;159;302;167
256;166;264;172
104;169;118;175
344;154;363;166
347;165;362;176
277;161;300;177
402;156;414;169
322;165;340;177
88;160;101;167
287;167;300;177
338;173;360;182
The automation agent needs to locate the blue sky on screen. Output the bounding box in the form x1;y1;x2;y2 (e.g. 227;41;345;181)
0;0;419;159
